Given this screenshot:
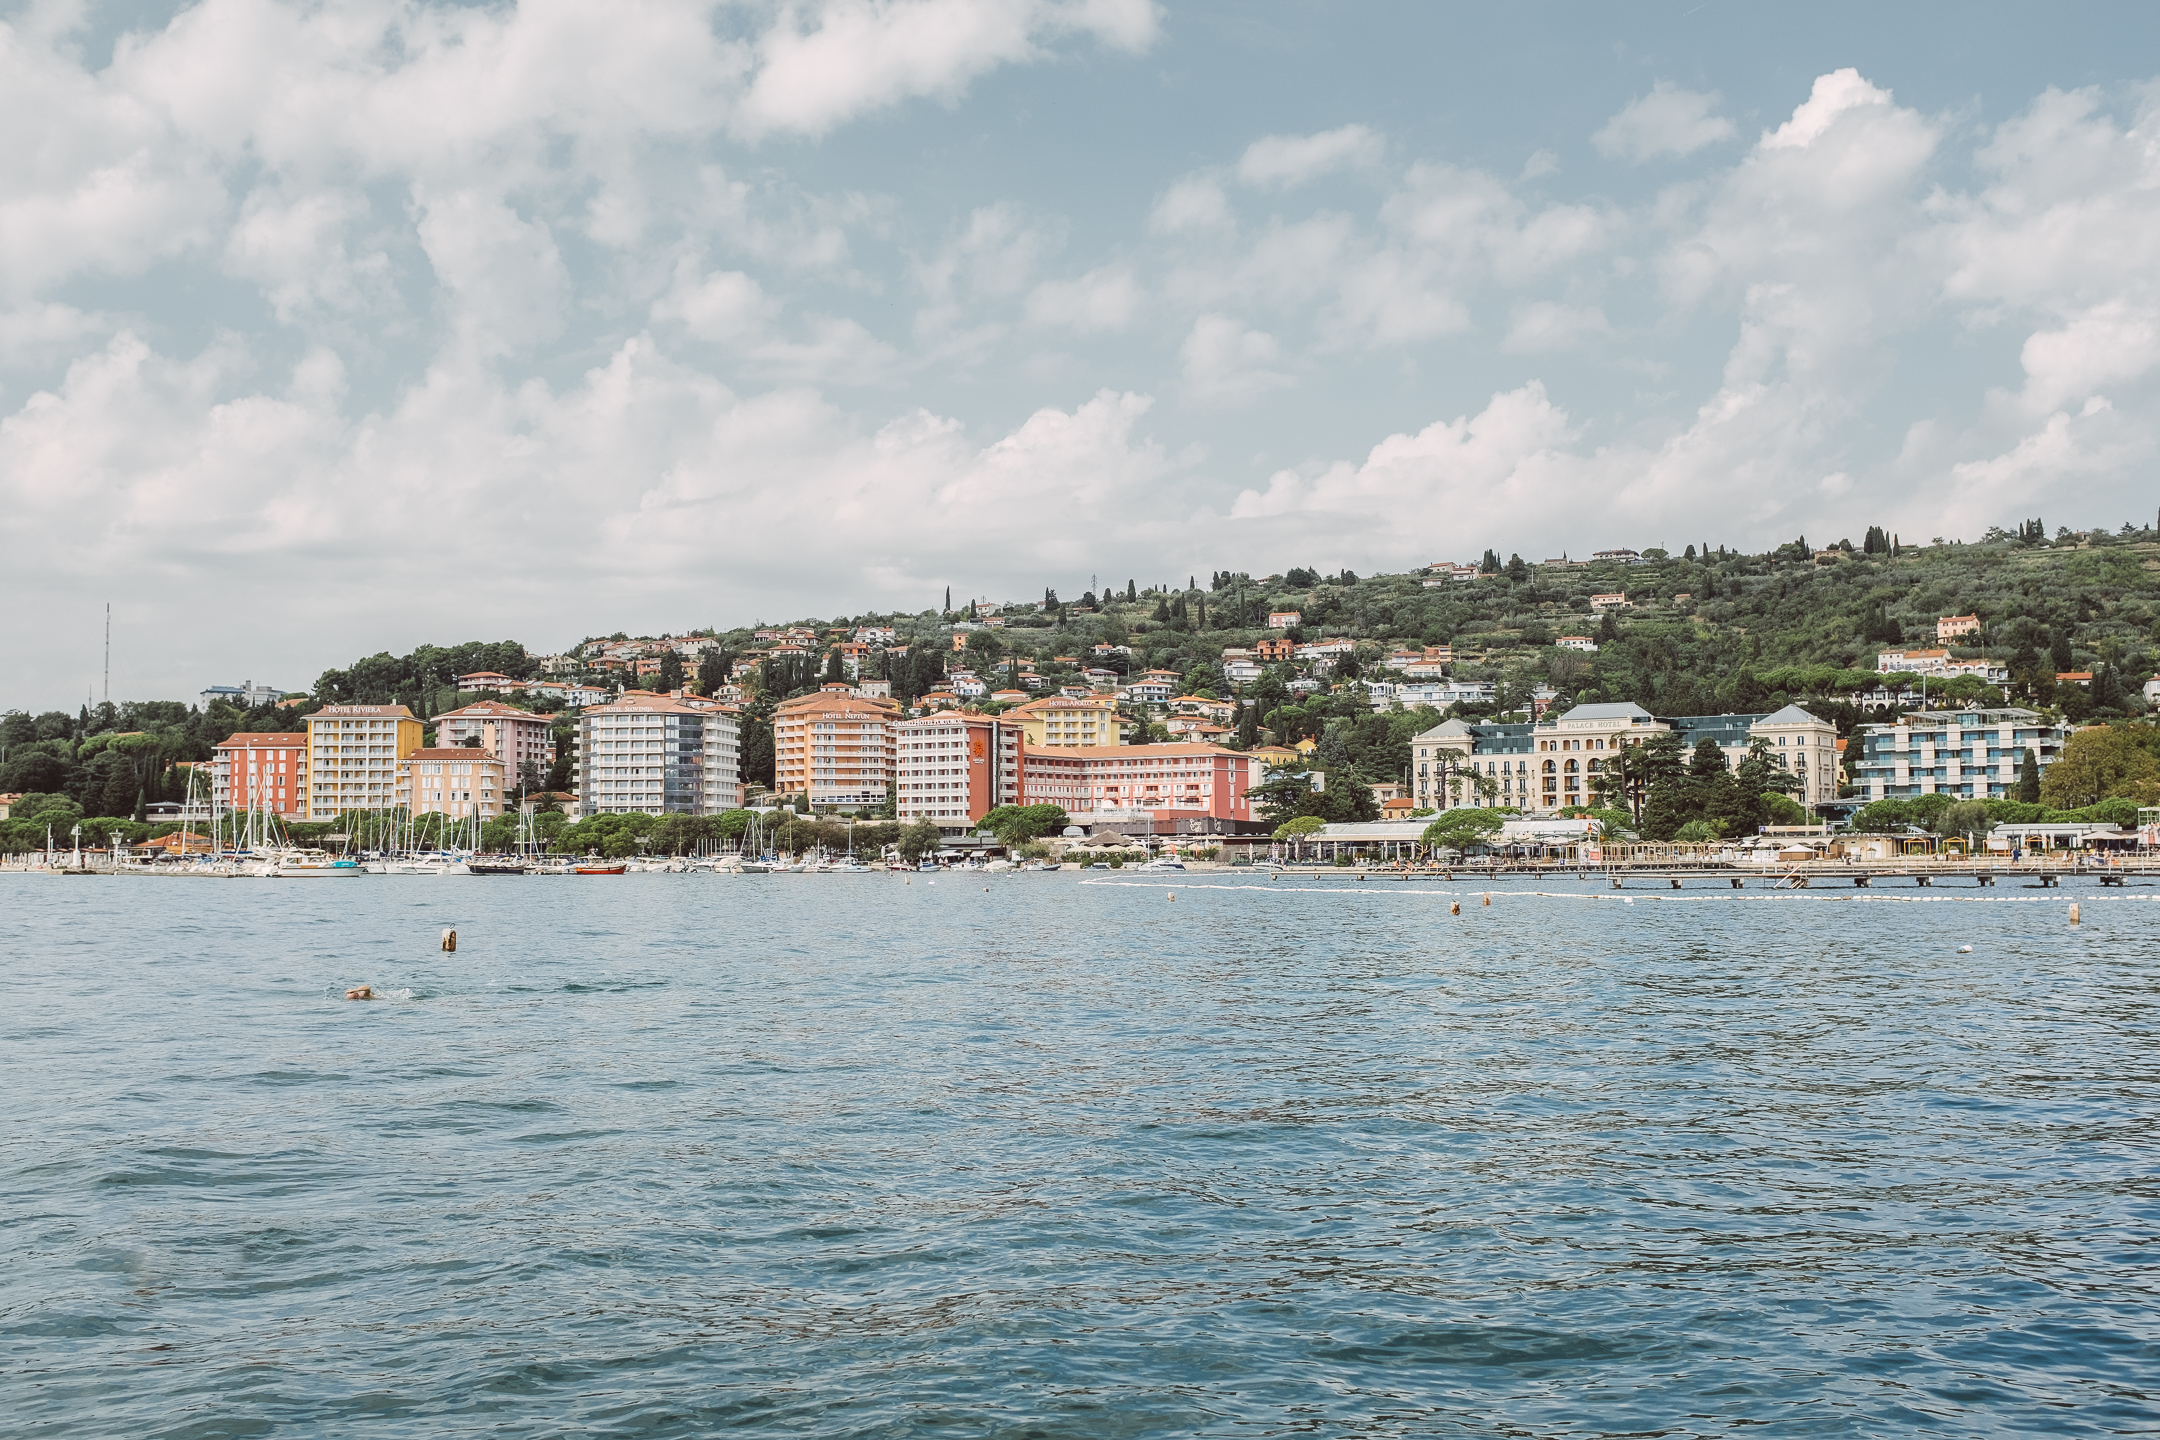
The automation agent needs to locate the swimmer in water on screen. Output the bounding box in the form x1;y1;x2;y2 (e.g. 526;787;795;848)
345;985;377;1001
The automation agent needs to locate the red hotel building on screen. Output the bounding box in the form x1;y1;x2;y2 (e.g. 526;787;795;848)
894;713;1023;829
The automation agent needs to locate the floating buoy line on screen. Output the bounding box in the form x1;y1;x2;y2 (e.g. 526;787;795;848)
1075;879;2145;906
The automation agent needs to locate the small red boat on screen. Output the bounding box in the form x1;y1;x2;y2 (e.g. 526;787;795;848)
573;863;626;875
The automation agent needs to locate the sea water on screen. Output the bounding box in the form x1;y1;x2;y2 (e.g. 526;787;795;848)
3;871;2156;1437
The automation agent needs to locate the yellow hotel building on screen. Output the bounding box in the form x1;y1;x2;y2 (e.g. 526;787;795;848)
304;704;424;818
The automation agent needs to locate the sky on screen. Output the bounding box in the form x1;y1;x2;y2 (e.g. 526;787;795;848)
7;0;2160;709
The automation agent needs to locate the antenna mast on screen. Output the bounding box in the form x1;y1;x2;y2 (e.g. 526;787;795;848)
104;603;111;706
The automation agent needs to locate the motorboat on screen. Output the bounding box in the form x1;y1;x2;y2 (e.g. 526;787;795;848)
1140;856;1186;872
267;849;367;877
573;861;626;875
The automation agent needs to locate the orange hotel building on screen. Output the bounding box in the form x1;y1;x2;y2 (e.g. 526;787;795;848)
212;732;308;820
772;686;900;809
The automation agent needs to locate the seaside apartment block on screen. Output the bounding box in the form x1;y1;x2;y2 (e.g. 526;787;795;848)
399;748;506;821
572;694;742;818
1847;709;2070;801
433;700;557;785
304;705;424;820
1412;701;1840;814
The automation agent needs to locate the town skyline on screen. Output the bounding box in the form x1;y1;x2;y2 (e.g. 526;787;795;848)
18;517;2145;714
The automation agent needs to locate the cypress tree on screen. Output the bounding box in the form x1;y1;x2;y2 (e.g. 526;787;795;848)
2018;747;2041;804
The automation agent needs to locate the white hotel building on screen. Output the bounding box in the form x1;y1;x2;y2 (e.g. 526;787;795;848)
572;694;742;817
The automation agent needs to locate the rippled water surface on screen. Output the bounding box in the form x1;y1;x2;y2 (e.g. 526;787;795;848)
4;870;2157;1437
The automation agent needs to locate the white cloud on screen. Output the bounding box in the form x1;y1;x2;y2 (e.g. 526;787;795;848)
1235;124;1385;188
413;190;570;356
652;263;784;344
1026;266;1143;332
1762;67;1891;150
1229;383;1578;541
223;187;391;323
1180;314;1292;402
736;0;1160;138
1592;81;1735;162
1503;301;1611;353
2014;303;2160;414
0;302;111;370
1149;176;1234;234
0;327;1177;698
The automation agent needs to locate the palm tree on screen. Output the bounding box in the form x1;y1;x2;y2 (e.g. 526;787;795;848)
1426;747;1498;810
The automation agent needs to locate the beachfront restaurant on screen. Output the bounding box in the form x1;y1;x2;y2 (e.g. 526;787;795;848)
1989;823;2135;853
1280;816;1604;865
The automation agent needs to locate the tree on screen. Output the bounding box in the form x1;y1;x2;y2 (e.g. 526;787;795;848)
1632;732;1693;839
979;803;1069;845
1248;770;1318;822
897;818;942;863
2017;747;2041;803
2039;726;2160;808
696;649;731;696
1273;815;1326;841
1421;808;1504;853
657;650;685;692
1593;737;1671;828
1425;747;1496;811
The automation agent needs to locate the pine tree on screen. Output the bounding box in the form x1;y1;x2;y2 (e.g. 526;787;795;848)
2018;747;2041;804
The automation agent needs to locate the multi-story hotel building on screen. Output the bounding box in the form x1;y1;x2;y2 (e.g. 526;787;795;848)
212;732;308;821
894;713;1022;829
304;705;424;818
398;747;506;821
773;686;899;810
1847;708;2070;801
572;694;742;817
1413;702;1841;814
1017;742;1257;831
432;700;557;787
1002;694;1121;748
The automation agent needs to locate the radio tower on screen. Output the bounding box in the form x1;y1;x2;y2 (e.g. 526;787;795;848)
104;602;111;706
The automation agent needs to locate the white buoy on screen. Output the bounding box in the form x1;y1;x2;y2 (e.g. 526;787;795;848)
1957;945;1972;953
